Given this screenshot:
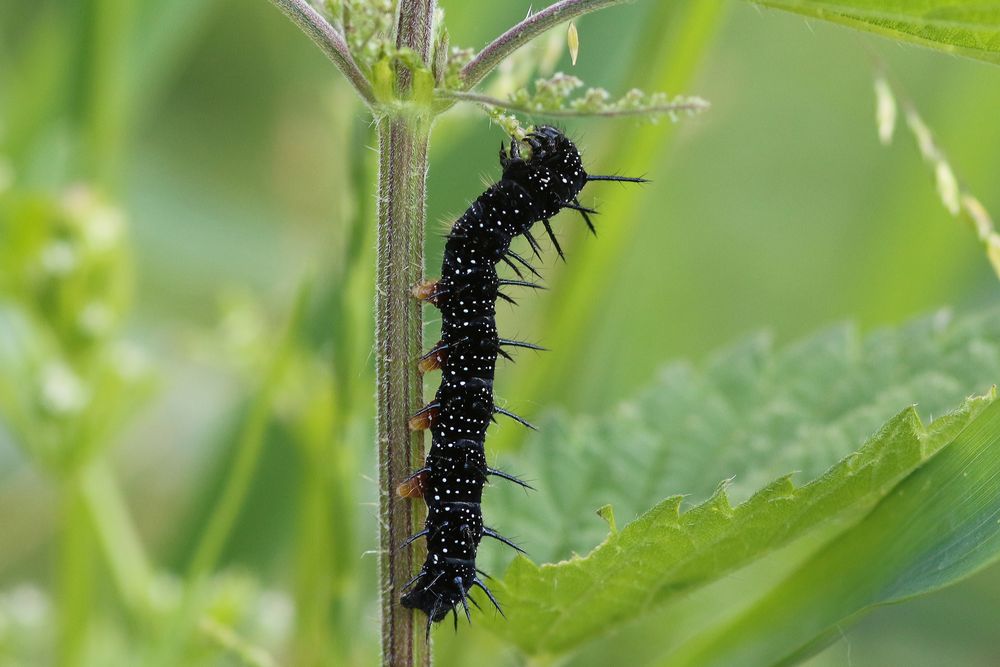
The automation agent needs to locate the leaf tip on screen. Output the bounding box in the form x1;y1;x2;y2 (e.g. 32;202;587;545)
596;504;618;534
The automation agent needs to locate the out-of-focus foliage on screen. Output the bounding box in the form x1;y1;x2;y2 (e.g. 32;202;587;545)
871;73;1000;278
2;0;1000;666
0;189;150;470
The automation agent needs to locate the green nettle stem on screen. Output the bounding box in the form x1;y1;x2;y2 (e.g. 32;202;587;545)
375;2;435;664
375;115;431;667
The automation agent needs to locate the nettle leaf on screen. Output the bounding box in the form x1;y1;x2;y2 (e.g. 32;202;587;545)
748;1;1000;65
485;309;1000;569
477;308;1000;655
669;397;1000;666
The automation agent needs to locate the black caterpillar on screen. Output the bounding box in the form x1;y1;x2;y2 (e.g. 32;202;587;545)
400;126;643;632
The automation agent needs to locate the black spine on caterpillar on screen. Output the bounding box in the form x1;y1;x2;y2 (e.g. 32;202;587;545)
401;126;644;631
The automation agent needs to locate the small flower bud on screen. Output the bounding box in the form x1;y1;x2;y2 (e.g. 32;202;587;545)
39;241;78;276
39;362;89;416
567;22;579;66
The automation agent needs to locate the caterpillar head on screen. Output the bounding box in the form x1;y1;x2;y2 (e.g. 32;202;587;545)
400;567;473;623
500;126;588;217
500;126;579;169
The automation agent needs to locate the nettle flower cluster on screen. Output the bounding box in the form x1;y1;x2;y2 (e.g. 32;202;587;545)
0;183;152;472
312;0;707;129
488;73;709;139
318;0;472;91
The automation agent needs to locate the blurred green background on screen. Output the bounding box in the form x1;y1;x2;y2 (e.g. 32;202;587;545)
1;0;998;665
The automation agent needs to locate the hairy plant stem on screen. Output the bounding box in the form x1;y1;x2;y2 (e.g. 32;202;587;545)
376;3;435;665
376;114;431;667
438;89;709;118
460;0;633;90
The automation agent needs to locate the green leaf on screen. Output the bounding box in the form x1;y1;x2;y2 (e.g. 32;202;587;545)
485;394;995;654
667;396;1000;666
485;310;1000;571
478;308;1000;655
748;1;1000;65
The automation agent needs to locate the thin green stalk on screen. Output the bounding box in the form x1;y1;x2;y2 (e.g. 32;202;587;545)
292;441;335;666
187;282;310;583
290;376;347;666
184;372;280;583
327;418;361;663
199;618;279;667
79;0;134;189
57;475;96;667
289;396;362;666
78;460;155;616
